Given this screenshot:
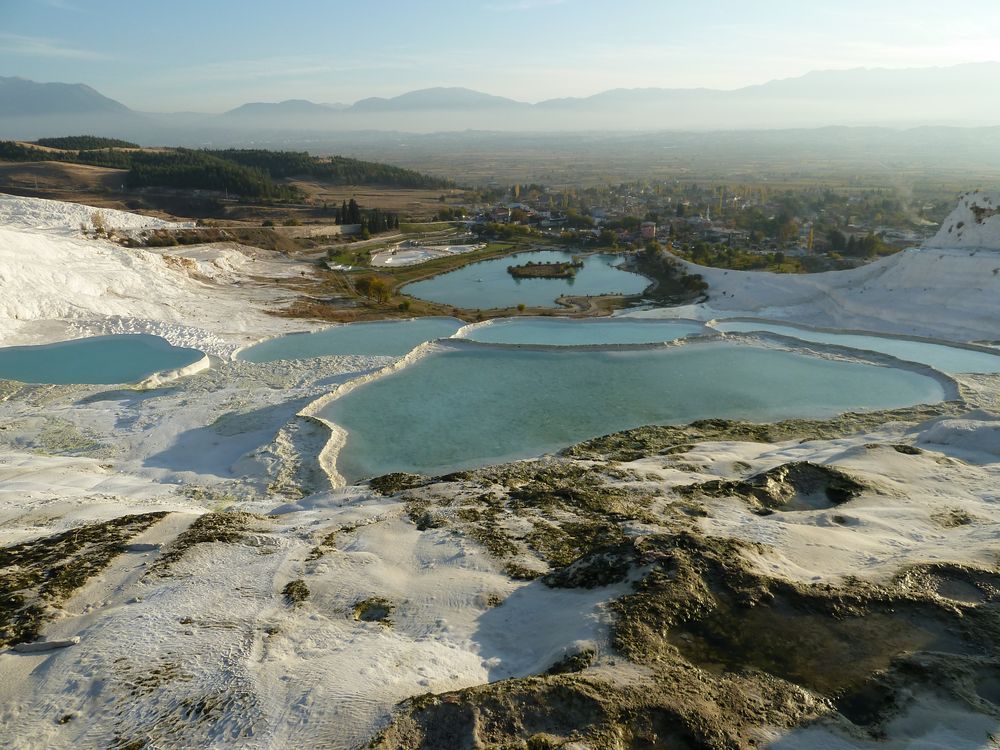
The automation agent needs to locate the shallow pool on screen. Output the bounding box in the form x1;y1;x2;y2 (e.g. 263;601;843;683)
237;317;464;362
459;317;707;345
400;250;649;309
0;335;205;385
712;321;1000;374
322;341;946;482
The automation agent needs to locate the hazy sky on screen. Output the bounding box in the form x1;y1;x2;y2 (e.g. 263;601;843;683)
3;0;999;111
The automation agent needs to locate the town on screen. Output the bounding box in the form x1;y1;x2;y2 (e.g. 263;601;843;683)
448;180;949;273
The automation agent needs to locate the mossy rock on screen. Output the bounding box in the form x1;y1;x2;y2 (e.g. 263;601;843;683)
354;596;395;624
369;473;427;495
679;461;867;513
282;579;310;605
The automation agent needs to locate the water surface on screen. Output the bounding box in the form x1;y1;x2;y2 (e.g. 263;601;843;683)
322;342;945;482
459;317;706;345
713;321;1000;374
401;250;648;309
238;317;463;362
0;334;204;384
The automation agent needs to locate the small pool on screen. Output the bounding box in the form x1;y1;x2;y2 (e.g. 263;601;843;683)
321;341;946;482
0;335;205;385
712;321;1000;374
400;250;649;309
459;317;707;345
237;317;464;362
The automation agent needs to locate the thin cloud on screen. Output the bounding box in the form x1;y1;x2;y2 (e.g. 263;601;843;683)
0;32;112;60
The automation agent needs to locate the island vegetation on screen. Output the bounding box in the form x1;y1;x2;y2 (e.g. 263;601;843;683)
506;259;583;279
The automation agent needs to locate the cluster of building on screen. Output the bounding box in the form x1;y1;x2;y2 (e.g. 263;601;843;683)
466;183;939;257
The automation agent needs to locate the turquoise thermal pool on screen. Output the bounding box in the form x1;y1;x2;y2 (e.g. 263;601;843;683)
712;320;1000;374
320;341;947;482
400;250;649;309
458;317;707;345
237;317;464;362
0;334;205;385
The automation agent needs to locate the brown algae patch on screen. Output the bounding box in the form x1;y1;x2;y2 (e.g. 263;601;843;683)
0;512;168;647
149;512;270;573
396;459;658;581
370;531;1000;748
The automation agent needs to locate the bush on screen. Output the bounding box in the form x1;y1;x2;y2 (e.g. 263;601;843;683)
144;230;178;247
90;211;107;236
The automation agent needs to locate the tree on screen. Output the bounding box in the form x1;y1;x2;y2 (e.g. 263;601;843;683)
827;229;847;254
598;229;618;247
348;199;361;225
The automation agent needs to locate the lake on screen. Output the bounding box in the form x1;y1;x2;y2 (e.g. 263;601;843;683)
458;317;707;345
237;317;464;362
0;334;205;385
321;341;946;482
712;320;1000;374
400;250;649;309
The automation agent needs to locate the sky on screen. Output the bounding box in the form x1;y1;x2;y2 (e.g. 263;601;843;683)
2;0;1000;112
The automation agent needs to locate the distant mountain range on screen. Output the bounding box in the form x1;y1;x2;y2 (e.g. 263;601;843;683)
223;99;347;117
2;63;1000;141
0;77;129;116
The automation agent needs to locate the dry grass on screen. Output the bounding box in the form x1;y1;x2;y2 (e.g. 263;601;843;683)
286;180;467;218
0;160;125;192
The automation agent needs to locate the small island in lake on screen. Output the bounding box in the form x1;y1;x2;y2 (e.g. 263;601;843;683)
507;259;584;279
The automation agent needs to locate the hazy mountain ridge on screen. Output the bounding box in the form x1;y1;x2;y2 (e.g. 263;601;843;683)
2;63;1000;141
351;87;527;112
0;76;130;116
223;99;343;117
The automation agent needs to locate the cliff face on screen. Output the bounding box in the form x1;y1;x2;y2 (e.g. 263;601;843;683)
925;190;1000;250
